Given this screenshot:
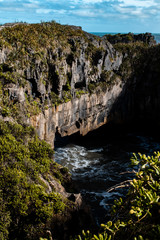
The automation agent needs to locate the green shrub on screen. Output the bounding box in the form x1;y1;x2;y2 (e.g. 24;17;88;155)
75;152;160;240
0;121;67;239
75;90;86;99
50;92;62;106
1;107;11;117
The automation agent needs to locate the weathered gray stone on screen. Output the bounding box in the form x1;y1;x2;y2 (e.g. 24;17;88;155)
0;23;159;147
29;81;123;146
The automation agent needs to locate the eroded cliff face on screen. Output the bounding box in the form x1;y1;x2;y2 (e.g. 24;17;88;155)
0;22;159;147
29;80;123;146
0;22;124;146
27;35;160;144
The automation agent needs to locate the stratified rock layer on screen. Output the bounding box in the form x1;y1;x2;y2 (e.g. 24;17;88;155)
30;80;123;145
0;22;160;146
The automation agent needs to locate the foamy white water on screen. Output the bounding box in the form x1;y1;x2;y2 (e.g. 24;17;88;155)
54;132;160;224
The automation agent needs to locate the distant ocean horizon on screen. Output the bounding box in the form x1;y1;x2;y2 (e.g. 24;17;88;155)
90;32;160;44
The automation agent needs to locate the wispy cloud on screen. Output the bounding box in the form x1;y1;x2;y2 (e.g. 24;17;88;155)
71;9;97;17
113;0;159;19
119;0;157;8
23;3;39;8
36;9;66;14
0;0;159;32
70;0;112;3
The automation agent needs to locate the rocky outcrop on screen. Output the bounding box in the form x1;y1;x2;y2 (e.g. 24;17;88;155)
0;23;122;99
0;22;124;146
29;79;123;146
0;22;159;147
103;32;156;46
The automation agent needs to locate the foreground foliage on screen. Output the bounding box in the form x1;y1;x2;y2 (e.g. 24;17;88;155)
75;152;160;240
0;121;68;240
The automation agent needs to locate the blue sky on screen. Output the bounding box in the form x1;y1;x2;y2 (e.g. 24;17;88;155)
0;0;160;33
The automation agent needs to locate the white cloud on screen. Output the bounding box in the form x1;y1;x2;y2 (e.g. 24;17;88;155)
115;6;134;14
23;3;38;8
70;8;115;18
36;8;66;14
28;0;39;3
71;9;97;17
114;0;159;19
132;8;142;15
71;0;111;4
150;9;158;14
114;6;145;18
0;7;25;12
45;0;60;2
119;0;157;8
36;8;51;14
80;0;104;3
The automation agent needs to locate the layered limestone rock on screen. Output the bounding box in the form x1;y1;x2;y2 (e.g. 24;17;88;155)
0;23;123;100
0;22;124;146
29;80;123;146
0;22;159;147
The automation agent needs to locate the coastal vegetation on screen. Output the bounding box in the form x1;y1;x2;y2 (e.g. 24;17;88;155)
0;21;160;239
0;121;72;240
75;152;160;240
104;32;156;46
0;119;160;240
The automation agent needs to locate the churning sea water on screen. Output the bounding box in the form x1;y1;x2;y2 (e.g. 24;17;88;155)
90;32;160;44
54;129;160;224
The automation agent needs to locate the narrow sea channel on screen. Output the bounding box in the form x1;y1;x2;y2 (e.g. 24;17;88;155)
54;127;160;224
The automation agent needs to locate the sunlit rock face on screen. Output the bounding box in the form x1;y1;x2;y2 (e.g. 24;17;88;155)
29;80;123;146
0;22;159;146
